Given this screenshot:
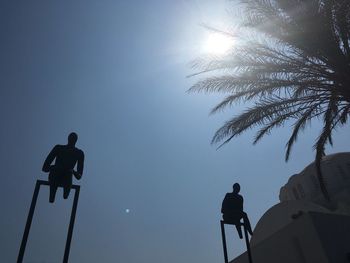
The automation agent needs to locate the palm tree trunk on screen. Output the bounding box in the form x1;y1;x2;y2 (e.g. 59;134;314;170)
315;160;331;202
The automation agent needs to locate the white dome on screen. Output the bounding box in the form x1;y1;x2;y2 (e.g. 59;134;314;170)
250;152;350;247
251;200;329;246
279;152;350;208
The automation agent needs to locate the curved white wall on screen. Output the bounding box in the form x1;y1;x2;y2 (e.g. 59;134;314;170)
279;152;350;208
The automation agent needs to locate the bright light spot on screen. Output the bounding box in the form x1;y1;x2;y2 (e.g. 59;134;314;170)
202;33;233;55
125;209;130;213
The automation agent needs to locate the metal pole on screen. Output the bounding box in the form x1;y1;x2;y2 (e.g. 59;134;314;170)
220;221;229;263
63;185;80;263
17;181;41;263
243;225;253;263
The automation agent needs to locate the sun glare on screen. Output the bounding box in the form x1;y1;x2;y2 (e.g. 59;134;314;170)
202;33;233;55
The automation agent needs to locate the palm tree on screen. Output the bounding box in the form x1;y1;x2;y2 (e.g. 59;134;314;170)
189;0;350;202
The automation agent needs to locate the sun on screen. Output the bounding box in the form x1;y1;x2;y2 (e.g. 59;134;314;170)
202;33;233;55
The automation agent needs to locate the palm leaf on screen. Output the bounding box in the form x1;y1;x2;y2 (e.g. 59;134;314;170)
190;0;350;202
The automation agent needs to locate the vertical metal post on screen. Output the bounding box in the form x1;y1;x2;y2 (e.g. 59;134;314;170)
17;181;41;263
220;220;229;263
243;225;253;263
63;185;80;263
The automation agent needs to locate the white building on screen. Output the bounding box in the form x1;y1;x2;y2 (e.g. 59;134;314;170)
230;152;350;263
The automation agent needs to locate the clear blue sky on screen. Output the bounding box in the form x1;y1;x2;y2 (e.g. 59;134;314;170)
1;1;349;262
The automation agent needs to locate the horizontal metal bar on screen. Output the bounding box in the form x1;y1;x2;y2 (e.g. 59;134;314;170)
37;180;80;190
221;220;244;226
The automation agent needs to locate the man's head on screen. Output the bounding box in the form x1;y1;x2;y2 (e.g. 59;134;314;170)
68;132;78;146
232;183;240;194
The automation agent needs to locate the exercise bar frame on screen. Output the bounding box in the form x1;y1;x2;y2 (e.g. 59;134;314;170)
17;180;80;263
220;220;253;263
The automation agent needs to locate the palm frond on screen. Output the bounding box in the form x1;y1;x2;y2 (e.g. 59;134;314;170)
190;0;350;201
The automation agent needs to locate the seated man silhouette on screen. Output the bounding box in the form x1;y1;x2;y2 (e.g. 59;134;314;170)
42;132;85;203
221;183;253;239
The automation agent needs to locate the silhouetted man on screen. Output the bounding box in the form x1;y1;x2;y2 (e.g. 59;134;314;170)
221;183;253;238
42;132;85;203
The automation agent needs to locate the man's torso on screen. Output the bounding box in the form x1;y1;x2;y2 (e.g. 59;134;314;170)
53;144;83;172
222;193;243;214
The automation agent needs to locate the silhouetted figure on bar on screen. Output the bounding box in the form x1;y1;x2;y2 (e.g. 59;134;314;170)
42;132;84;203
221;183;253;239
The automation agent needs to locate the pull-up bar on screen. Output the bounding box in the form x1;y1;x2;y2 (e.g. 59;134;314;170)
17;180;80;263
220;220;253;263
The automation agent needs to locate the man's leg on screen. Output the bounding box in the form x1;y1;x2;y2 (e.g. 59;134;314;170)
63;185;72;199
235;224;243;239
224;214;243;239
49;185;58;203
49;172;58;203
242;212;253;235
63;175;72;199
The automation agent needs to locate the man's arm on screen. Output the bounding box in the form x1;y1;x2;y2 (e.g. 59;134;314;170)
221;194;228;213
42;145;58;173
74;151;84;180
238;195;244;211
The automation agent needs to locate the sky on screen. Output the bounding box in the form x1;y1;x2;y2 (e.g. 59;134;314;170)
1;1;350;263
